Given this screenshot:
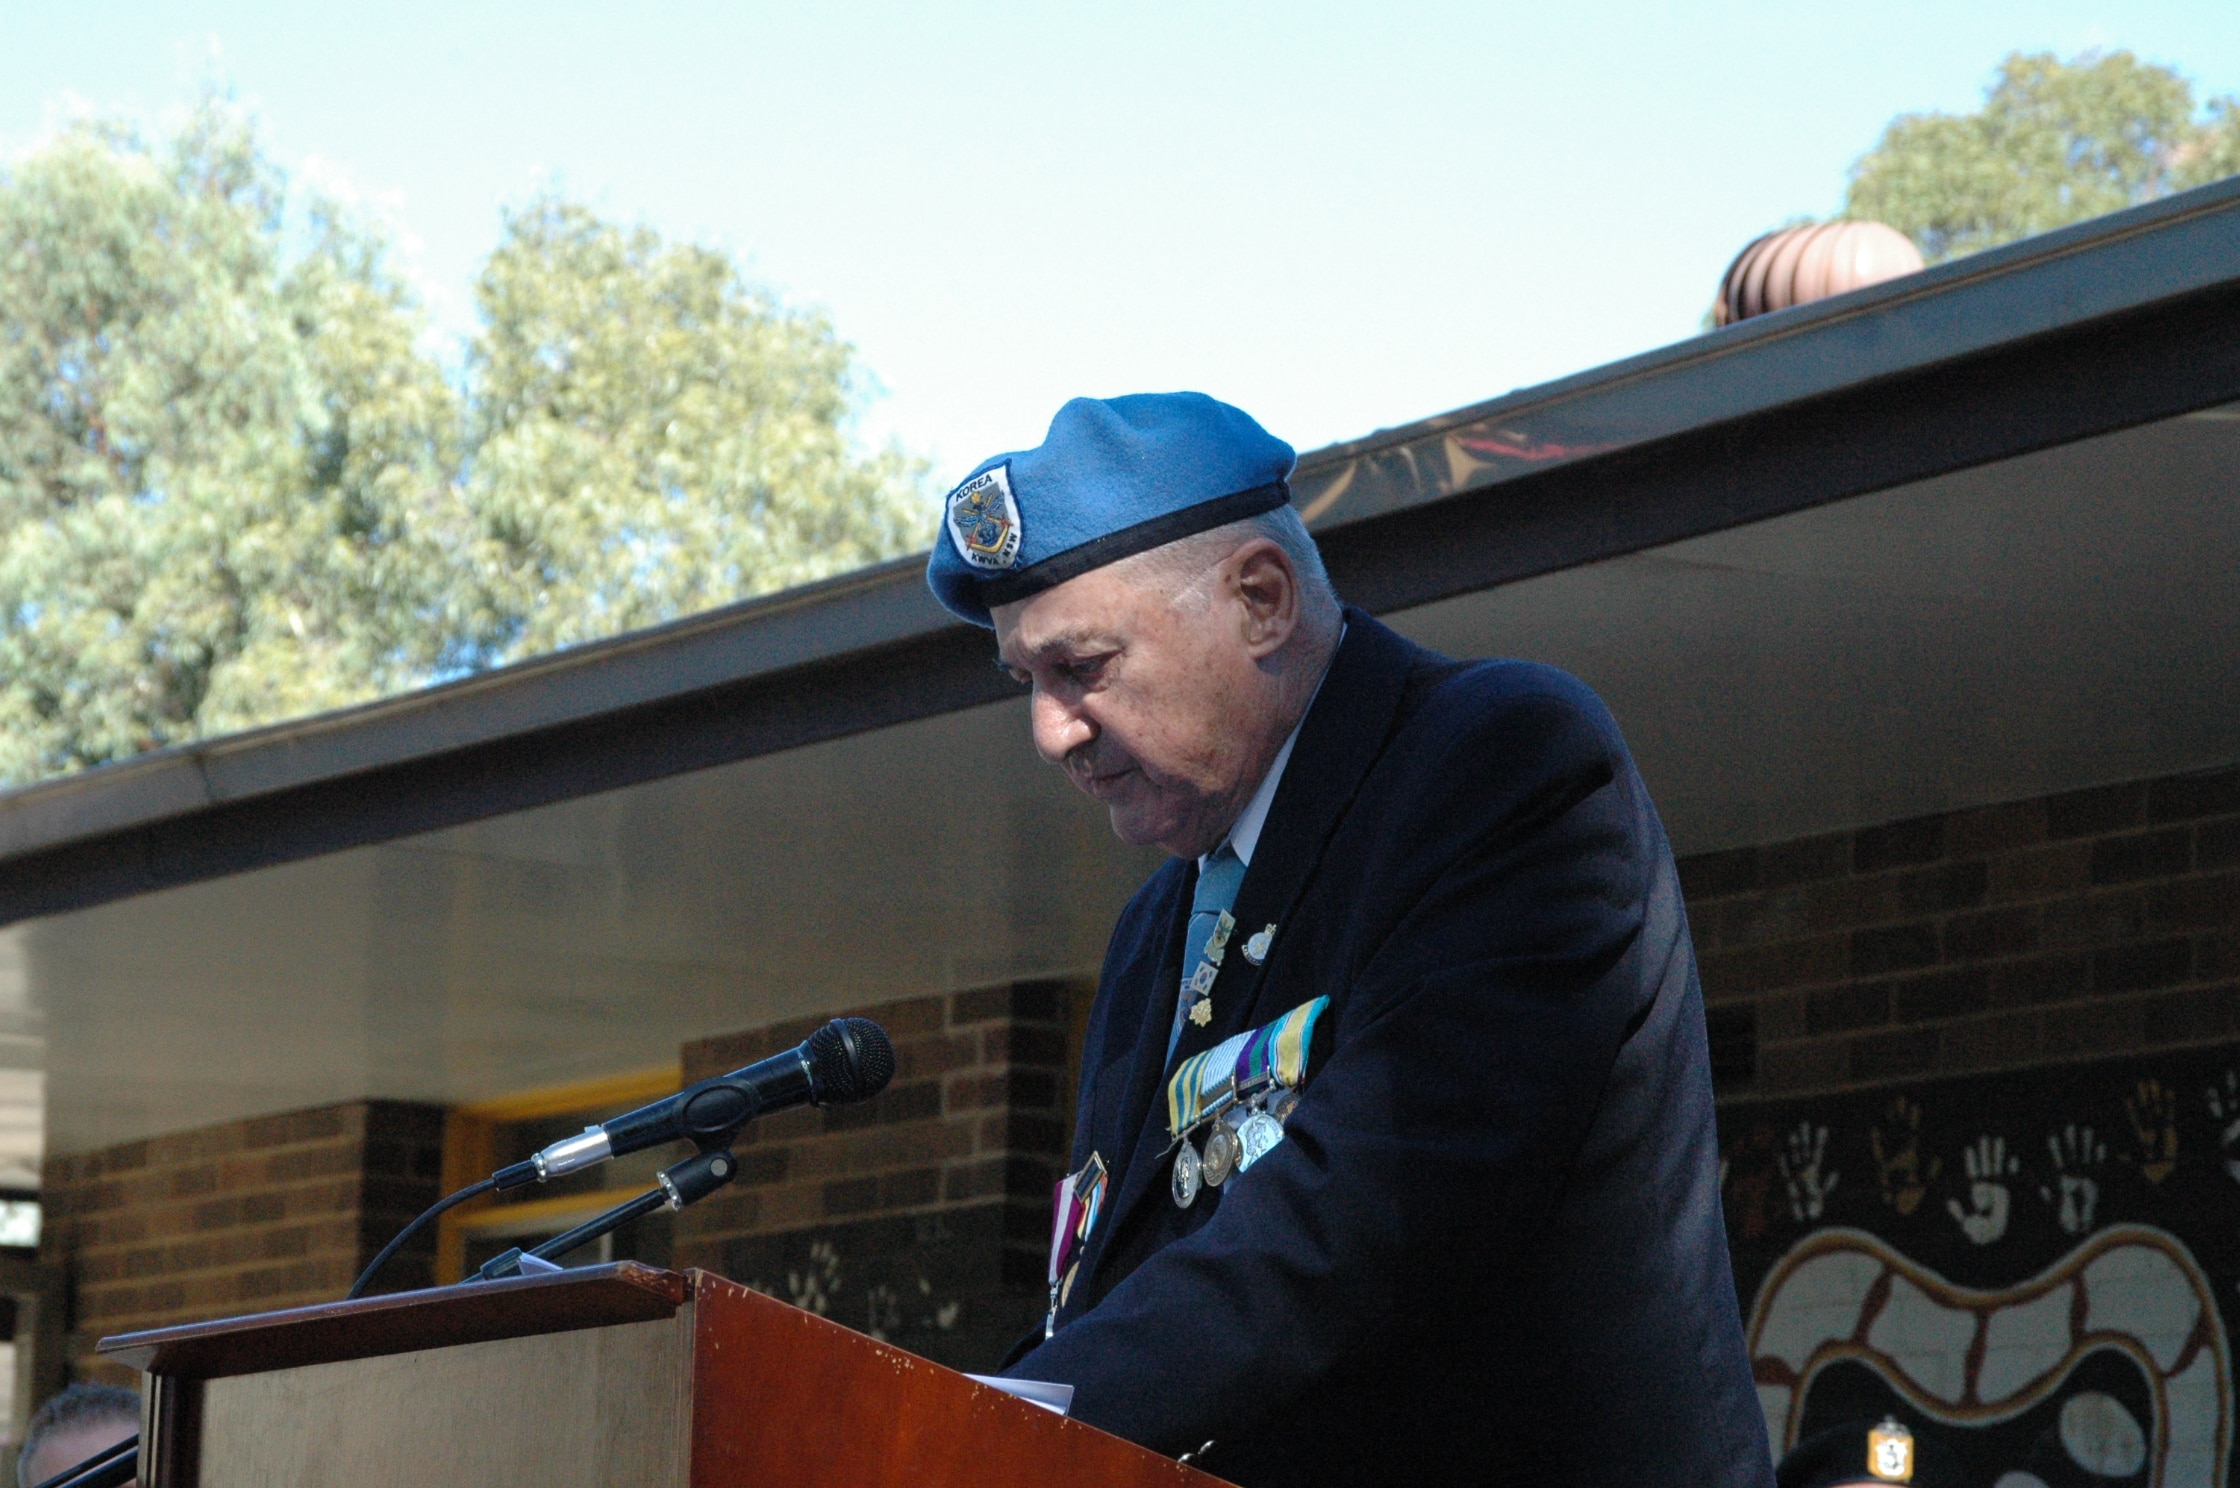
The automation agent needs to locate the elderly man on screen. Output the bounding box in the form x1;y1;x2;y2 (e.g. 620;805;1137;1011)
16;1385;138;1488
928;393;1770;1486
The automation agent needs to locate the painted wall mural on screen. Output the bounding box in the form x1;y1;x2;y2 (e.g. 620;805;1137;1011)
1724;1041;2240;1486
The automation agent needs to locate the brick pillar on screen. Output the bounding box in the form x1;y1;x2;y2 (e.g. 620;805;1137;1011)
42;1100;445;1380
672;980;1082;1371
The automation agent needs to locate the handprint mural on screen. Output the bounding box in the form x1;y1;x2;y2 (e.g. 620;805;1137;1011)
2040;1123;2107;1236
1946;1133;2017;1244
1723;1040;2240;1485
1870;1096;1938;1217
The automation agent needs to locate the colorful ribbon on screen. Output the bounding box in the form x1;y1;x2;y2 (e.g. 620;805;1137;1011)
1165;996;1328;1139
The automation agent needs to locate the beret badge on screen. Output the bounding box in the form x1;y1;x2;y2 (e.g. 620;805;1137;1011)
945;464;1023;572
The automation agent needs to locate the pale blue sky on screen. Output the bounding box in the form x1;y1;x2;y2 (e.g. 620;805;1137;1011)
4;3;2237;482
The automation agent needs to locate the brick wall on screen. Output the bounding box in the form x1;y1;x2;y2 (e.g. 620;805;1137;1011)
1687;763;2239;1102
671;981;1083;1370
42;1100;445;1380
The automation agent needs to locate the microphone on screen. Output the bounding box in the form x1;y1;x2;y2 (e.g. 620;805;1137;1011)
504;1018;895;1186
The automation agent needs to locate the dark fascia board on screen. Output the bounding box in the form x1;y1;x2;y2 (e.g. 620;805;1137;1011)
1285;173;2240;531
6;177;2240;924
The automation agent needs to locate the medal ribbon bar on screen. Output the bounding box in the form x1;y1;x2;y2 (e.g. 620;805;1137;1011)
1164;995;1329;1140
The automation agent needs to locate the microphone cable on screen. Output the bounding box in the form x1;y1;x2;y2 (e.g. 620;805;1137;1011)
345;1175;498;1301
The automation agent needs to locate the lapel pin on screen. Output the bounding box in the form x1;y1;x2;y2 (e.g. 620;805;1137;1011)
1242;925;1276;965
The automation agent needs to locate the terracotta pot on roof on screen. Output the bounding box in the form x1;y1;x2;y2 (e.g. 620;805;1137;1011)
1713;220;1925;326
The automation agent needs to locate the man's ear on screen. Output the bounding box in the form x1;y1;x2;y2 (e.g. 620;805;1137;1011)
1230;540;1299;658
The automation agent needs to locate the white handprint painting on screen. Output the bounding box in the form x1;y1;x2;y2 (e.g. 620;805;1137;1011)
1947;1134;2018;1245
1779;1121;1838;1222
2208;1069;2240;1185
2039;1124;2106;1235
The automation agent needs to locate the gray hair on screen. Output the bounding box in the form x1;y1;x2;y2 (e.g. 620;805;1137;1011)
1116;505;1340;622
19;1384;139;1487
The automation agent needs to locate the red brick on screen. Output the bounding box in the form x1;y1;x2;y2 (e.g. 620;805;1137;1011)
2201;819;2240;871
2090;829;2193;885
2046;782;2147;839
896;1032;983;1080
944;1073;1011;1113
1796;874;1903;933
241;1107;351;1151
1987;842;2091;903
1946;799;2047;854
1888;967;1991;1024
2038;889;2148;949
1855;816;1946;872
1846;1028;1938;1081
2091;939;2193;994
2139;982;2240;1046
1756;1037;1850;1094
1805;983;1889;1036
1943;906;2039;963
2146;873;2240;933
1678;845;1759;902
2044;998;2144;1057
881;1167;942;1209
1935;1010;2045;1072
1988;954;2090;1008
1761;834;1853;888
1852;923;1938;976
1697;935;1849;996
984;1024;1068;1066
2148;768;2240;824
942;1158;1010;1202
1755;991;1808;1043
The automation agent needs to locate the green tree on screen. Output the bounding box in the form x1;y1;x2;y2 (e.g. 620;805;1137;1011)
0;105;463;781
462;200;928;660
1848;51;2240;262
0;102;930;786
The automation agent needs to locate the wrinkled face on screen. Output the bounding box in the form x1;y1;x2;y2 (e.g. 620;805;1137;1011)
993;559;1270;858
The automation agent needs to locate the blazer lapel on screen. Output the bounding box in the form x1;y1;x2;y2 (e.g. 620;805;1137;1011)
1088;611;1421;1269
1069;862;1192;1286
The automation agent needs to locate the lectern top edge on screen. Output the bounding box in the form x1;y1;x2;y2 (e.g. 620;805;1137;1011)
96;1261;688;1379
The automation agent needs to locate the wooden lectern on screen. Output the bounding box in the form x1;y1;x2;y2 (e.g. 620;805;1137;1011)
98;1264;1228;1487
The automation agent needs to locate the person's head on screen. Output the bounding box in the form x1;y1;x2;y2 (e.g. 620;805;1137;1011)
926;394;1342;858
17;1383;138;1488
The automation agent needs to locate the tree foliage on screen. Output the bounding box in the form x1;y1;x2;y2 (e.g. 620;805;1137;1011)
465;201;926;659
0;101;929;785
1848;51;2240;262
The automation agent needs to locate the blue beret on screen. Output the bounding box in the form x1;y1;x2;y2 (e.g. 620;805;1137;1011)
926;392;1296;627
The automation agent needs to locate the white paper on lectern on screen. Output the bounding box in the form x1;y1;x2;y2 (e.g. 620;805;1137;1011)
964;1374;1075;1415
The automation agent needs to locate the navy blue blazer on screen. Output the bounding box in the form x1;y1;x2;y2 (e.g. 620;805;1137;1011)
1002;611;1772;1487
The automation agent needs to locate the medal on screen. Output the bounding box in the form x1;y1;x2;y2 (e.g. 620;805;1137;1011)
1171;1138;1203;1207
1242;924;1276;964
1236;1108;1284;1170
1203;1116;1241;1187
1268;1088;1300;1125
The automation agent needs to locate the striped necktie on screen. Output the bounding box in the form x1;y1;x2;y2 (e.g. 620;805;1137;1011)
1169;845;1246;1061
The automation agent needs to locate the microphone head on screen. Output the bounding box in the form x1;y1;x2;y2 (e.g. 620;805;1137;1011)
808;1017;895;1104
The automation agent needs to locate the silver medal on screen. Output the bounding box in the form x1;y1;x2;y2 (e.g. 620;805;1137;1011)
1171;1138;1203;1208
1202;1116;1241;1187
1236;1109;1284;1170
